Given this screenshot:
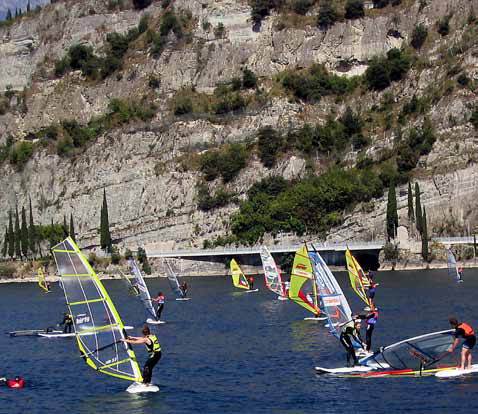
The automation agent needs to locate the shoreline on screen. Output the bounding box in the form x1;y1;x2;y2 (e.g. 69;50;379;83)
1;261;476;284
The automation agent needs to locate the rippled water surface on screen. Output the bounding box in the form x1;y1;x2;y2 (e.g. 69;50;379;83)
1;269;478;414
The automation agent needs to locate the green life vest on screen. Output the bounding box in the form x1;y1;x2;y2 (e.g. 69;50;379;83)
145;334;161;355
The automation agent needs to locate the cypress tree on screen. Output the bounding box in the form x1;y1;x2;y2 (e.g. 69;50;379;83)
2;228;7;258
6;9;12;20
415;182;422;235
407;182;414;223
21;206;29;258
70;213;76;242
63;214;69;237
29;197;36;256
27;1;31;13
14;206;21;258
386;183;398;240
421;207;429;261
8;210;14;258
49;217;55;249
100;189;112;252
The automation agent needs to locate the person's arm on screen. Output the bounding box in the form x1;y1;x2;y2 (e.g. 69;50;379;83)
122;336;149;345
447;337;460;352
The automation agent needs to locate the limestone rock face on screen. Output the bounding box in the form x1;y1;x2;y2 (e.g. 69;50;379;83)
0;0;477;252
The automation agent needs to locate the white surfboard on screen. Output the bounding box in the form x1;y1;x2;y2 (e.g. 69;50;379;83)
277;295;288;301
146;318;166;325
246;289;259;293
435;365;478;378
126;382;159;394
175;297;191;301
315;365;374;374
304;316;328;321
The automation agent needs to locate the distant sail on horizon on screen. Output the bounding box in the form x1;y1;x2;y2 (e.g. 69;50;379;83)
37;268;49;292
260;246;286;298
446;249;463;283
52;237;142;383
129;258;157;320
164;259;186;298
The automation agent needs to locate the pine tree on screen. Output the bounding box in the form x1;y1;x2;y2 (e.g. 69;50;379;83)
407;182;414;224
8;210;14;258
21;206;29;258
415;182;422;235
69;213;76;242
100;189;112;252
29;197;36;256
63;214;69;237
421;207;429;261
14;206;21;258
386;183;398;240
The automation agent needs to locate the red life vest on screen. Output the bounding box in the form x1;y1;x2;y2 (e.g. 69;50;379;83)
6;377;25;389
458;322;475;336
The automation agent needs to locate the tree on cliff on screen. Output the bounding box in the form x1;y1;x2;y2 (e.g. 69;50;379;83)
8;210;14;259
29;198;36;256
63;215;69;237
386;183;398;240
14;206;21;258
6;9;12;20
407;181;415;225
27;1;31;13
415;182;422;235
21;206;29;258
421;207;429;261
70;213;76;242
2;228;7;258
100;189;112;252
133;0;152;10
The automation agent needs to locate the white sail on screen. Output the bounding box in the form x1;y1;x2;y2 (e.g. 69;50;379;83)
447;249;462;282
52;237;142;383
260;246;286;297
129;259;157;320
164;259;184;298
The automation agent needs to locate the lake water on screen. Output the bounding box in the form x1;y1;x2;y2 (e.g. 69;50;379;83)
1;269;478;414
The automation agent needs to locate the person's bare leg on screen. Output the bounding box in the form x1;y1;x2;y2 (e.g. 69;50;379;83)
465;349;472;369
460;348;467;370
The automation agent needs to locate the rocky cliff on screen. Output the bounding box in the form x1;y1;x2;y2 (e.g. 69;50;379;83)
0;0;477;252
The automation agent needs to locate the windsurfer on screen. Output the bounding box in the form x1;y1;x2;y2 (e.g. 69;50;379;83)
367;282;378;309
122;325;162;385
60;312;73;333
152;292;165;320
180;281;188;297
457;266;464;282
364;309;378;352
340;319;364;367
447;317;476;370
248;276;254;290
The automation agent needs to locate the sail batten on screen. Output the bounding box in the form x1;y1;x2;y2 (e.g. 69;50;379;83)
52;237;142;383
260;246;286;297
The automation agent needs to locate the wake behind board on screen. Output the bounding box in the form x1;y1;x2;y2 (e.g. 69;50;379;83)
304;316;328;321
315;366;374;375
126;382;159;394
277;295;288;301
9;328;61;337
146;318;166;325
435;364;478;378
175;297;191;301
246;289;259;293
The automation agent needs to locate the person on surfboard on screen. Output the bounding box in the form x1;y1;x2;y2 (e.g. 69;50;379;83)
152;292;165;320
457;266;464;282
363;309;378;352
340;319;364;367
367;282;378;310
248;276;254;290
59;312;73;333
122;325;162;386
180;281;188;297
447;317;476;370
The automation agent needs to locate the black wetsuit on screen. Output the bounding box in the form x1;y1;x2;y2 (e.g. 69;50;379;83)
61;314;73;333
143;335;162;384
340;325;363;366
180;283;188;298
365;311;378;351
155;296;165;319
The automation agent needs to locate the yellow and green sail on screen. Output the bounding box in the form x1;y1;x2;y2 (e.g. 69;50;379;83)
52;237;142;383
37;268;49;292
288;245;321;315
345;248;371;308
230;259;250;290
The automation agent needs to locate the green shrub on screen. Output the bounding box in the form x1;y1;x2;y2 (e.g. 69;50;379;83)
242;68;257;89
54;56;70;77
161;11;183;38
292;0;314;15
148;75;161;89
258;126;283;167
317;0;338;29
173;95;193;115
138;14;149;34
197;183;235;211
365;49;410;90
437;14;451;36
111;246;121;264
213;86;246;114
250;0;285;25
214;22;225;38
9;141;33;166
199;143;248;182
411;24;428;50
345;0;364;19
56;136;74;156
133;0;152;10
470;108;478;129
